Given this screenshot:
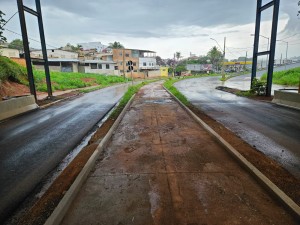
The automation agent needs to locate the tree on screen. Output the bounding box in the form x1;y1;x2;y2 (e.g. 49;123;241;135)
207;46;223;71
175;52;181;61
108;41;124;49
8;39;24;52
156;56;166;66
0;10;7;43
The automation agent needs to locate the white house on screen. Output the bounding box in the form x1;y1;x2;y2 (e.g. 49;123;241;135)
77;42;108;53
30;49;78;59
79;60;118;75
0;48;20;58
31;49;79;72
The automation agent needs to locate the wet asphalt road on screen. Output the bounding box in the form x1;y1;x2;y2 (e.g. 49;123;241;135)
0;84;129;222
174;64;300;179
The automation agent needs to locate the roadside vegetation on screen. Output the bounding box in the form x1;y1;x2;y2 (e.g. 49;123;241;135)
260;67;300;86
164;78;191;107
110;80;156;119
0;56;27;83
0;56;127;92
33;70;126;92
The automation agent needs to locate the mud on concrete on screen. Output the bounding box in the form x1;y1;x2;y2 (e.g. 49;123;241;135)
61;82;298;225
11;82;299;225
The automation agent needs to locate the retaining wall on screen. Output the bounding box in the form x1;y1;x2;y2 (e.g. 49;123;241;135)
0;95;38;121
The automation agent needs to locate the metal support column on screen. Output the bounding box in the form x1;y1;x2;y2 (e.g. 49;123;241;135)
266;0;280;96
16;0;52;100
251;0;280;96
17;0;37;100
36;0;52;97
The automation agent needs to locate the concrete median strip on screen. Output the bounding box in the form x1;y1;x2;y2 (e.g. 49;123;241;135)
164;87;300;219
44;94;136;225
0;95;38;121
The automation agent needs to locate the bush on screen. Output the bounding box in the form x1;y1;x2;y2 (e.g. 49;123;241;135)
251;78;266;96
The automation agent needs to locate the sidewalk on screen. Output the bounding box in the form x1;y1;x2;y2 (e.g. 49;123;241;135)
60;82;296;225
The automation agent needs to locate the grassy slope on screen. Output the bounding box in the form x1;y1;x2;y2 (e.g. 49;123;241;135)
260;67;300;86
33;70;126;92
0;56;27;83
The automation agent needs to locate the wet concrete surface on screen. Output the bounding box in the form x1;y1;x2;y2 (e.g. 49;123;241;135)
62;82;297;225
0;84;130;222
174;67;300;179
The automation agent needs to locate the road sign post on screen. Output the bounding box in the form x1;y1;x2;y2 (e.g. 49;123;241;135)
128;60;134;85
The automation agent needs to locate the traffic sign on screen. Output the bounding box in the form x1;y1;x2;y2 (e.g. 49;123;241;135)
128;60;133;71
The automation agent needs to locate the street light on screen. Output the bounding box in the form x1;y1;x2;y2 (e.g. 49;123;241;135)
210;37;226;76
276;39;288;70
251;34;269;68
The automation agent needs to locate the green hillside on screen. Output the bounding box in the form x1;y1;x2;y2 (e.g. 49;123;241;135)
0;56;27;84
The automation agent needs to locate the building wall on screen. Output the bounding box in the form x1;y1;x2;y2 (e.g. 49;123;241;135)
139;57;158;69
113;49;139;75
11;58;26;67
0;48;19;58
34;65;61;72
160;67;169;77
148;70;161;77
31;49;78;59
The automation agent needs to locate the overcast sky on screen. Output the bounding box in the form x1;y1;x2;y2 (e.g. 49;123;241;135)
1;0;300;59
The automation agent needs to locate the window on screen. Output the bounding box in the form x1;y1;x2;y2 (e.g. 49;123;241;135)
106;64;109;69
133;70;137;72
120;62;123;65
98;64;102;69
91;63;97;69
143;62;146;66
125;53;130;57
85;63;89;66
133;62;136;66
119;52;122;56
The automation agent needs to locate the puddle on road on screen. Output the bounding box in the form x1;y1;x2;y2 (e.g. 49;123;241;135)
144;99;173;104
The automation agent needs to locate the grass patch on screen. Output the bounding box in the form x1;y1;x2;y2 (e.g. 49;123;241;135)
163;78;191;107
109;80;157;120
260;67;300;86
0;56;27;83
33;70;126;92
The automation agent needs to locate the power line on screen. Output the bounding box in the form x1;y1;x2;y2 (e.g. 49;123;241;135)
4;28;59;49
2;11;18;28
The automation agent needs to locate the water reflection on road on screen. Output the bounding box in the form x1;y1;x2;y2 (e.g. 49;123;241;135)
174;72;300;178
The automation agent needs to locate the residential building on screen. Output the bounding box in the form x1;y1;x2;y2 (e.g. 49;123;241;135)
77;42;108;53
112;48;159;78
79;60;118;75
0;48;20;58
31;49;79;72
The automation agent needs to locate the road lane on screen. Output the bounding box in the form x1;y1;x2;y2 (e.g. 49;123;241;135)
0;83;129;222
174;73;300;179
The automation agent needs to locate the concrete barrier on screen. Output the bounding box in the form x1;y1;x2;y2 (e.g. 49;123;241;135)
0;95;38;121
272;90;300;110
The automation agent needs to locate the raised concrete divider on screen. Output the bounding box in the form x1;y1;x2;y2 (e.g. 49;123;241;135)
272;90;300;110
0;95;38;121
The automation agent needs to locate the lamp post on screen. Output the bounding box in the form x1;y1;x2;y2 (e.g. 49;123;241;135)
210;37;226;78
251;34;269;69
277;39;288;70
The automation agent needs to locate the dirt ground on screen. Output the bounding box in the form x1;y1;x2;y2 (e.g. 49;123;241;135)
8;83;300;225
0;81;31;100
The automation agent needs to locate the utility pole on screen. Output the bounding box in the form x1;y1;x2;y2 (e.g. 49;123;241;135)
244;51;247;70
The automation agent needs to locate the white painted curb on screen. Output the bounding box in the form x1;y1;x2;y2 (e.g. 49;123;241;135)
164;87;300;219
44;94;136;225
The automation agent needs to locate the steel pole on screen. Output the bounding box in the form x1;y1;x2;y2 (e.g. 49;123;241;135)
251;0;262;88
266;0;280;97
16;0;37;101
35;0;52;97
